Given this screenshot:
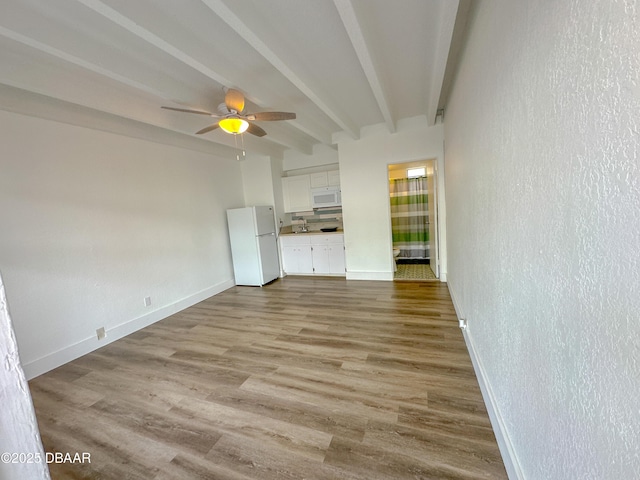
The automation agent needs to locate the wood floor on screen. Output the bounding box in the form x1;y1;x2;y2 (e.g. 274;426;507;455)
29;276;508;480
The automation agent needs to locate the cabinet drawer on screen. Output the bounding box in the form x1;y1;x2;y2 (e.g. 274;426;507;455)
279;235;312;246
311;234;344;244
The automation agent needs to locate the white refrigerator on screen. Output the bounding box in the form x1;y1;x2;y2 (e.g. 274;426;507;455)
226;206;280;286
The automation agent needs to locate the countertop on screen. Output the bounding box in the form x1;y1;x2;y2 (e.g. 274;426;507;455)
279;226;343;236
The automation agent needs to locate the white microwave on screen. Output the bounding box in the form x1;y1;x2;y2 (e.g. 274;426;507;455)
311;186;341;208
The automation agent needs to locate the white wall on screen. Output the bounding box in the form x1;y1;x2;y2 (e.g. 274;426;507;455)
283;143;338;172
240;154;286;228
269;156;286;228
0;110;244;379
444;1;640;478
337;117;446;281
241;154;276;207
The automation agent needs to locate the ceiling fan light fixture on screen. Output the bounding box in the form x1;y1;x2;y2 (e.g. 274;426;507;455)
219;117;249;134
162;89;294;139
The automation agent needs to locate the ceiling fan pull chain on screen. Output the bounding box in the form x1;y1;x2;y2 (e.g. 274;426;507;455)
232;132;246;161
234;133;240;161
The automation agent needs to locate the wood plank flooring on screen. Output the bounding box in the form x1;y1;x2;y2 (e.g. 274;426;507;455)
29;276;508;480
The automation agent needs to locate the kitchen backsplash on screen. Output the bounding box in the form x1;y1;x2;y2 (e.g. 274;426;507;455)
291;207;343;232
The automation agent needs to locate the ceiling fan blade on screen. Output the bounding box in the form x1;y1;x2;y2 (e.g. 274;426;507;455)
246;122;267;137
161;106;215;116
196;124;220;135
225;89;245;113
247;111;296;121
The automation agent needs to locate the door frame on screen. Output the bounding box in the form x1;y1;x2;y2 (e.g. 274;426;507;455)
387;159;439;279
426;159;439;278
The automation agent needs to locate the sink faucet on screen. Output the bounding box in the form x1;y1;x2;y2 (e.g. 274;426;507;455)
300;219;308;232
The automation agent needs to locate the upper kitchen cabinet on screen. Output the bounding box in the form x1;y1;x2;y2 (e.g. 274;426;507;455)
310;170;341;188
282;175;312;212
328;170;341;186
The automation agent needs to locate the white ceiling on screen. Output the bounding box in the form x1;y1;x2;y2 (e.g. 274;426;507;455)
0;0;470;162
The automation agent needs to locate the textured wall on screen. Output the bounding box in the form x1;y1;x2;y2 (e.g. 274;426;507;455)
444;0;640;478
0;273;50;480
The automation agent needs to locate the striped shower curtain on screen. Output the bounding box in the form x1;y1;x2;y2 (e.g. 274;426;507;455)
390;177;429;259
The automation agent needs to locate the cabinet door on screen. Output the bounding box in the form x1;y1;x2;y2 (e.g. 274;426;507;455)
310;237;345;275
282;176;312;212
282;245;313;274
309;172;328;188
327;245;346;273
328;170;341;186
311;246;331;274
281;246;298;273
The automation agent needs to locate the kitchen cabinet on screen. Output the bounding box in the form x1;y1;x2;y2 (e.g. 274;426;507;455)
279;233;345;276
311;235;345;274
282;175;312;212
328;170;341;186
280;235;313;274
309;170;340;188
283;170;340;212
281;244;313;274
309;172;328;188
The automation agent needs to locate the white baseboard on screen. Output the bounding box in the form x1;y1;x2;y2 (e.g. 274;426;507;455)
447;279;464;321
448;282;524;480
346;271;393;281
463;329;524;479
23;279;235;380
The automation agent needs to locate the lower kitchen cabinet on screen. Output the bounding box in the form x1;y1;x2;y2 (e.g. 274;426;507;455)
281;244;313;274
280;234;345;276
311;242;345;274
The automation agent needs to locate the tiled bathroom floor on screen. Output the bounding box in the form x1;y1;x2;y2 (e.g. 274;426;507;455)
394;263;437;281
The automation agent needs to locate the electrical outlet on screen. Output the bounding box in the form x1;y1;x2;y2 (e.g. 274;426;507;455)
144;296;151;307
96;327;106;340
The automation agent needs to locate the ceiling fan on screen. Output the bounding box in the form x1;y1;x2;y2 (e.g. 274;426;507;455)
161;88;296;137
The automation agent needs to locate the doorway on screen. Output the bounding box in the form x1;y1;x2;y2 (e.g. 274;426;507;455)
388;160;439;281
